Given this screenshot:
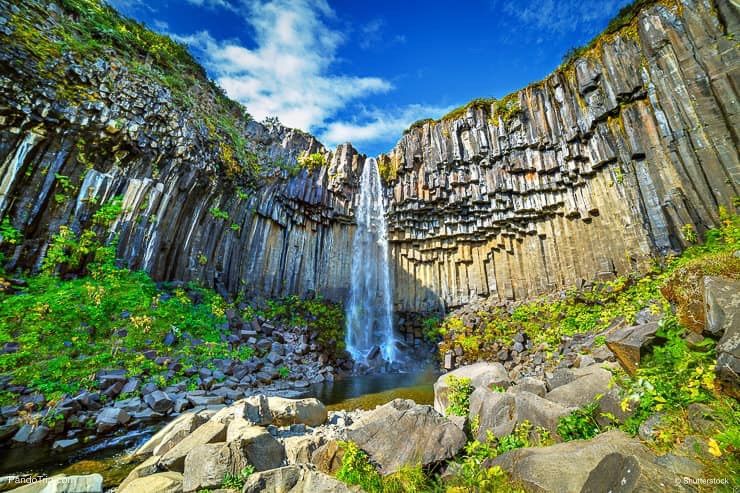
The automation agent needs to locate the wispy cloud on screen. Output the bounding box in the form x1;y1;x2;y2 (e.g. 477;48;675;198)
184;0;238;11
492;0;627;36
319;103;454;150
175;0;393;133
358;18;406;51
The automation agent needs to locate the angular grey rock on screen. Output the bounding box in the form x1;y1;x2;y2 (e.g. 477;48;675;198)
13;424;50;445
51;438;79;450
705;277;740;398
144;390;174;413
136;411;208;457
545;366;612;409
347;399;467;475
183;432;285;491
267;397;327;427
433;362;509;415
118;471;183;493
606;322;660;375
117;455;161;492
38;474;103;493
512;391;573;435
489;430;690;492
508;377;547;397
469;387;516;441
283;435;326;465
703;276;740;337
95;407;130;433
158;420;228;472
211;395;271;425
242;464;352;493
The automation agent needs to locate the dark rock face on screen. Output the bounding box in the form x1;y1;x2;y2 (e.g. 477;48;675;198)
0;0;737;313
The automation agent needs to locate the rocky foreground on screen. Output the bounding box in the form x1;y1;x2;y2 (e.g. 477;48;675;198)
0;347;719;491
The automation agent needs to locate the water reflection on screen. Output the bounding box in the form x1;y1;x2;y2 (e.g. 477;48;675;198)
310;367;439;410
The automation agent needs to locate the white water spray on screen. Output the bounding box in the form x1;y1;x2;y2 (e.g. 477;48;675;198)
345;158;398;363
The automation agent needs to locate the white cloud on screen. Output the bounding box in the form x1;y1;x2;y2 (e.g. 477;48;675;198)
319;104;455;149
176;0;393;133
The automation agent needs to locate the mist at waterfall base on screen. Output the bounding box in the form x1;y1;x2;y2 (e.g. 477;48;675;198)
344;158;404;369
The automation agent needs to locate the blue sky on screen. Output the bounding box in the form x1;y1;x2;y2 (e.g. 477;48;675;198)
108;0;632;156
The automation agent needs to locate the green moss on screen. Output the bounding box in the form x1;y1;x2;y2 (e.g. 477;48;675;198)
403;118;435;135
560;0;677;67
439;97;497;122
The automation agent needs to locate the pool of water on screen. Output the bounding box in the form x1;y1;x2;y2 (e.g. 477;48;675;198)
310;367;439;411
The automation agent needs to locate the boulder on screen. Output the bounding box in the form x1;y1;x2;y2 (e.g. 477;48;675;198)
346;399;467;475
95;407;130;434
183;432;285;491
38;474;103;493
545;366;612;409
606;322;661;375
223;423;286;470
707;277;740;398
117;455;161;492
135;412;208;457
545;369;574;391
267;397;327;427
433;362;509;414
144;391;174;413
469;387;516;441
158;420;227;472
211;395;271;425
489;430;690;492
284;435;326;465
512;391;573;435
508;377;547;397
703;276;739;337
242;464;352;493
51;438;79;451
310;440;345;475
118;471;183;493
13;424;50;445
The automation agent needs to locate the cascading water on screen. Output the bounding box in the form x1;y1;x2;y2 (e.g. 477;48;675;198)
345;157;398;363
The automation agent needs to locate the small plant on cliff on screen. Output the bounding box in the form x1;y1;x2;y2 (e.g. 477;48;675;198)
209;207;229;220
298;152;326;172
422;316;441;343
0;218;22;245
681;223;698;243
445;375;473;417
277;366;290;379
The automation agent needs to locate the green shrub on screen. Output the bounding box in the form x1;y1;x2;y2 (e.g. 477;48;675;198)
221;465;255;490
445;375;473;417
557;401;612;441
298;152;326;172
336;441;383;492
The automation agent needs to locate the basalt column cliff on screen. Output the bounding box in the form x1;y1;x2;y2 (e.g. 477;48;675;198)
381;0;738;311
0;0;737;313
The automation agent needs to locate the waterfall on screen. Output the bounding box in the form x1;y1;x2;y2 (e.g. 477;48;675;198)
0;132;41;217
345;157;398;363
